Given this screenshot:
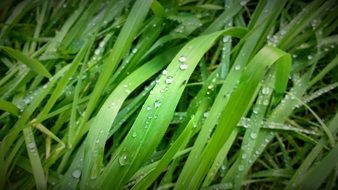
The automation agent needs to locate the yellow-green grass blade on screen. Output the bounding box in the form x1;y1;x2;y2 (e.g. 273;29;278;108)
176;46;291;189
0;99;19;116
97;28;246;189
1;46;52;78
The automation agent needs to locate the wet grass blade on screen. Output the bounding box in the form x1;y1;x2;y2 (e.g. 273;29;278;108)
1;46;51;78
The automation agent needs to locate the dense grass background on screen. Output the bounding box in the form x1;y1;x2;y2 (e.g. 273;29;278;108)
0;0;337;189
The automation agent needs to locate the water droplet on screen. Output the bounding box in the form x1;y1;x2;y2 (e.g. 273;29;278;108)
222;36;230;43
162;69;168;75
234;64;241;71
208;84;214;90
132;132;137;138
292;54;298;58
154;100;161;108
307;55;313;60
94;49;100;55
240;0;249;6
263;99;269;106
27;142;35;149
165;76;173;84
203;112;209;118
179;55;187;63
262;87;270;95
250;132;257;139
238;164;244;171
179;63;188;70
146;106;151;111
72;169;81;178
118;153;128;166
132;48;138;54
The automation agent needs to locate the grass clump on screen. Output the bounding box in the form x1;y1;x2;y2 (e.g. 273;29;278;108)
0;0;337;189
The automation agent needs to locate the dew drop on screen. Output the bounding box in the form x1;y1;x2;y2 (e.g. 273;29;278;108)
263;99;269;106
165;76;173;84
234;64;241;71
179;55;187;63
132;132;137;138
262;87;270;95
94;49;100;55
72;169;82;178
203;112;209;118
162;69;168;75
307;55;313;60
154;100;161;108
118;153;128;166
222;36;230;43
146;106;151;111
179;63;188;70
238;164;244;171
240;0;249;6
250;132;257;139
132;48;138;54
27;142;35;149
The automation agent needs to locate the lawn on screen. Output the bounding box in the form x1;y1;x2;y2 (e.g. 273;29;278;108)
0;0;337;189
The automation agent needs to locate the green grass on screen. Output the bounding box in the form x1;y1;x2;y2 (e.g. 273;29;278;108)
0;0;337;189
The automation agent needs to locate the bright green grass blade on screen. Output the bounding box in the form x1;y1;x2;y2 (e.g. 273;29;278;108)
97;28;246;189
76;0;153;143
22;126;47;190
202;128;239;188
222;73;311;185
176;46;291;189
0;46;52;78
0;99;19;116
131;116;195;190
80;47;178;188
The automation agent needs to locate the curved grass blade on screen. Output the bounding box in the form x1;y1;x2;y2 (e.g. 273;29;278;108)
0;99;19;116
0;46;52;78
80;47;178;188
97;27;247;189
76;0;153;144
176;46;291;189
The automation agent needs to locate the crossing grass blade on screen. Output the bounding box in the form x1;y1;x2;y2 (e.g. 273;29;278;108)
0;0;337;189
80;47;179;188
97;28;246;189
176;46;291;189
0;99;19;116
